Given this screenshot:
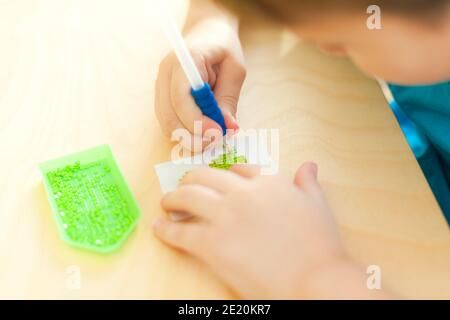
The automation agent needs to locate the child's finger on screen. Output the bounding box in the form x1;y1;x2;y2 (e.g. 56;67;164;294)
213;57;245;130
154;62;185;137
170;66;223;135
153;218;205;253
161;185;222;220
229;164;261;178
157;74;214;152
293;162;324;202
180;167;243;193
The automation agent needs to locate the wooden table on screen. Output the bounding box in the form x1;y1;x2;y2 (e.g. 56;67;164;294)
0;0;448;299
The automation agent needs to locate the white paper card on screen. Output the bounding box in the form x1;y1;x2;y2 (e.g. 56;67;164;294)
154;133;277;194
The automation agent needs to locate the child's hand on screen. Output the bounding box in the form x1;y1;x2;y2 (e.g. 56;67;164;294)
154;23;246;149
153;162;348;299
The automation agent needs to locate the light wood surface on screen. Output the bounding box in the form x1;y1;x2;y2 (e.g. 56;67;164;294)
0;0;449;299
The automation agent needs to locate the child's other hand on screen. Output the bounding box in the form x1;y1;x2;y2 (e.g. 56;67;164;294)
154;23;245;150
153;163;347;299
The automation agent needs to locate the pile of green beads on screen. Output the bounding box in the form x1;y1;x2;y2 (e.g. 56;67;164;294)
208;147;247;170
46;160;134;250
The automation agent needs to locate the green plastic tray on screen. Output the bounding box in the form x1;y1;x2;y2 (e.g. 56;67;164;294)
40;145;141;254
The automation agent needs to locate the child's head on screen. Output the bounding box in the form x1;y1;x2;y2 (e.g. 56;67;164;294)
216;0;450;85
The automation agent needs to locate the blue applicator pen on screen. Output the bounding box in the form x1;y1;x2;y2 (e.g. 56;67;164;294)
161;6;227;135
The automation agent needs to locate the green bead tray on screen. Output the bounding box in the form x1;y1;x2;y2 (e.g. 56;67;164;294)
40;145;141;254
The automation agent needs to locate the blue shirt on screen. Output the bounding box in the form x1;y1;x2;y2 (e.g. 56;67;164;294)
388;82;450;224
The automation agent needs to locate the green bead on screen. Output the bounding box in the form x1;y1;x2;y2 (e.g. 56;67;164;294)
45;156;138;252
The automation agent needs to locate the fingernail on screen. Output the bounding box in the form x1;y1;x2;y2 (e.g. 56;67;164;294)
223;111;239;132
230;114;239;129
169;212;192;221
